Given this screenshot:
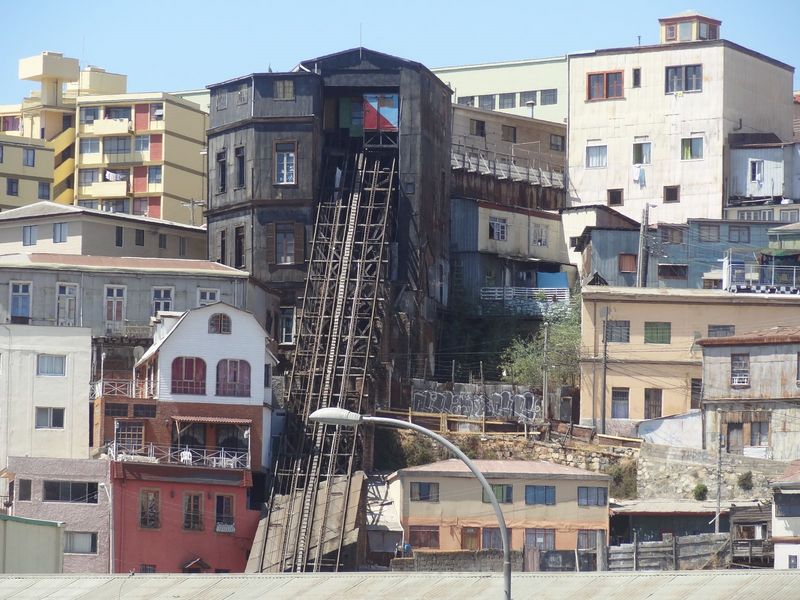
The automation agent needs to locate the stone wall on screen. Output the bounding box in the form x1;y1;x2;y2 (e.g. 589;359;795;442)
636;444;788;500
390;549;524;572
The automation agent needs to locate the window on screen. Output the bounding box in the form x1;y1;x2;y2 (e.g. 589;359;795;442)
644;389;663;420
606;320;630;343
53;222;68;243
586;145;607;168
234;226;245;269
658;264;688;279
11;281;31;322
179;236;187;257
134;229;145;247
22;225;37;246
79;169;98;185
37;354;65;376
632;68;641;88
681;137;703;160
499;93;516;109
208;313;231;334
38;182;50;200
738;209;774;221
691;378;703;409
489;217;507;241
708;325;735;338
461;526;480;550
776;494;800;517
274;79;294;100
171;357;206;395
117;422;144;450
64;532;97;554
134;135;149;152
23;148;35;167
731;353;750;386
482;527;503;550
410;482;439;502
216;495;234;529
198;289;219;307
664;185;680;203
790;555;799;569
104;136;131;154
276;224;295;264
577;530;605;550
275;142;296;184
644;322;671;344
469;119;486;137
105;285;126;326
183;493;203;530
749;159;764;183
104;403;127;417
540;89;557;105
152;287;172;314
217;230;226;263
35;407;64;429
216;150;227;192
578;486;607;507
751;421;769;446
43;481;98;503
607;189;623;206
501;125;516;143
264;364;271;388
148;166;162;184
79;138;99;154
140;490;160;528
216;93;228;110
698;22;718;40
781;209;800;223
150;103;164;121
550;134;565;152
618;253;637;273
478;94;495;110
235;147;245;188
531;223;548;247
665;65;702;93
409;526;439;548
280;307;296;344
115;226;124;247
632;142;651;164
456;96;474;106
729;225;750;243
525;485;555;505
525;528;555;551
80;107;99;123
699;224;720;242
158;233;167;249
18;479;31;501
106;106;131;120
661;226;683;244
216;359;251;397
587;71;623;100
482;483;513;504
520;90;537;105
133;404;156;418
7;178;18;196
611;388;629;419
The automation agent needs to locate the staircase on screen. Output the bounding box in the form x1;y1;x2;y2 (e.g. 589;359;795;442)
48;127;76;205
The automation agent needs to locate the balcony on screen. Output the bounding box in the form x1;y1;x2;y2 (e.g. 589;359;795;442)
87;180;129;199
215;517;235;533
450;143;565;190
91;118;132;135
108;441;250;470
731;374;750;387
103;320;151;338
90;379;154;400
480;287;569;316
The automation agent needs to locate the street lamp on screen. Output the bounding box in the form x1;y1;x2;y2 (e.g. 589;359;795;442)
309;407;512;600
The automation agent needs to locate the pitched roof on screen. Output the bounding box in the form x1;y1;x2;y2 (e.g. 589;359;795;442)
394;458;609;481
697;325;800;347
0;253;246;276
610;498;760;515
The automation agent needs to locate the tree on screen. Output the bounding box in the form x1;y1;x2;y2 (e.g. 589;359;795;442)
499;292;581;389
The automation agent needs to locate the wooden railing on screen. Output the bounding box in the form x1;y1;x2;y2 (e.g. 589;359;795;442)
90;379;154;400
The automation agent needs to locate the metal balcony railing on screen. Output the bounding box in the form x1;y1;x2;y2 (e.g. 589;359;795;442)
731;374;750;386
450;143;565;189
108;441;250;469
480;287;570;316
103;321;152;338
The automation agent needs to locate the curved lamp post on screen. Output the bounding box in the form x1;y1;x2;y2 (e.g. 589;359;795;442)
309;407;512;600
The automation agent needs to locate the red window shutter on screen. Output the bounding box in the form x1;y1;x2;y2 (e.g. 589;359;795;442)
134;104;149;132
150;134;163;161
133;166;147;193
148;197;161;219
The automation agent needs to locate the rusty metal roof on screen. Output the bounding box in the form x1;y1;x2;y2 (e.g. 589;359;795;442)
697;325;800;347
0;571;798;599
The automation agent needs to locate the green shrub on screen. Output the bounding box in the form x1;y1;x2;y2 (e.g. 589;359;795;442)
738;471;753;491
693;483;708;501
606;460;637;499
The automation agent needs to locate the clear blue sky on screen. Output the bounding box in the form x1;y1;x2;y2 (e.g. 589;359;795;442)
1;0;798;104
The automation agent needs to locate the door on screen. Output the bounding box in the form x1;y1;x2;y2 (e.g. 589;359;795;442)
727;423;744;454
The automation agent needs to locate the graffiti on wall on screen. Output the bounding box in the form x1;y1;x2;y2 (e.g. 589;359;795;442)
410;388;543;423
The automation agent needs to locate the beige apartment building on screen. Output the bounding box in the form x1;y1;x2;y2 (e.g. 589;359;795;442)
0;202;205;258
581;286;800;437
0;135;53;209
567;12;794;230
433;56;568;124
388;459;609;552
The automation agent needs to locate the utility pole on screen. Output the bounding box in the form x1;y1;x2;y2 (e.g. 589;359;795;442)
636;205;649;287
716;410;723;534
180;198;205;226
600;307;610;435
542;322;549;422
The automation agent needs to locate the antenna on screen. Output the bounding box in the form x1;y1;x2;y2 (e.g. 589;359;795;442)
359;23;363;59
637;35;641;46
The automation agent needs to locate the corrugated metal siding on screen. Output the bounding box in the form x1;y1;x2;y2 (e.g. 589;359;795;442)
730;147;784;197
450;198;478;252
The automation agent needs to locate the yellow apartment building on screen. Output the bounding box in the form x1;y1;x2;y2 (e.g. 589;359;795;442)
387;459;609;552
0;135;54;210
581;286;800;436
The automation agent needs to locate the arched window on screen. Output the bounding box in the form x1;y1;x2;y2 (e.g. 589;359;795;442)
171;357;206;395
217;425;247;451
208;313;231;334
216;359;250;397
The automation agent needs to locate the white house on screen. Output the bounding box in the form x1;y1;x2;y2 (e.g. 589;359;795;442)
771;465;800;570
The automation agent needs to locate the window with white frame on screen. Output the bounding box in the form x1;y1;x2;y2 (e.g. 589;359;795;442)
56;283;78;326
10;281;31;322
531;223;548;247
665;65;703;93
135;135;150;152
279;307;296;344
731;353;750;386
275;142;296;184
53;222;68;243
781;209;800;223
23;148;35;167
489;217;507;241
611;388;629;418
681;137;703;160
22;225;37;246
152;287;173;314
35;407;64;429
197;288;219;307
37;354;66;376
749;159;764;183
632;142;651;164
148;166;162;184
79;138;99;154
105;286;126;328
586;145;607;168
